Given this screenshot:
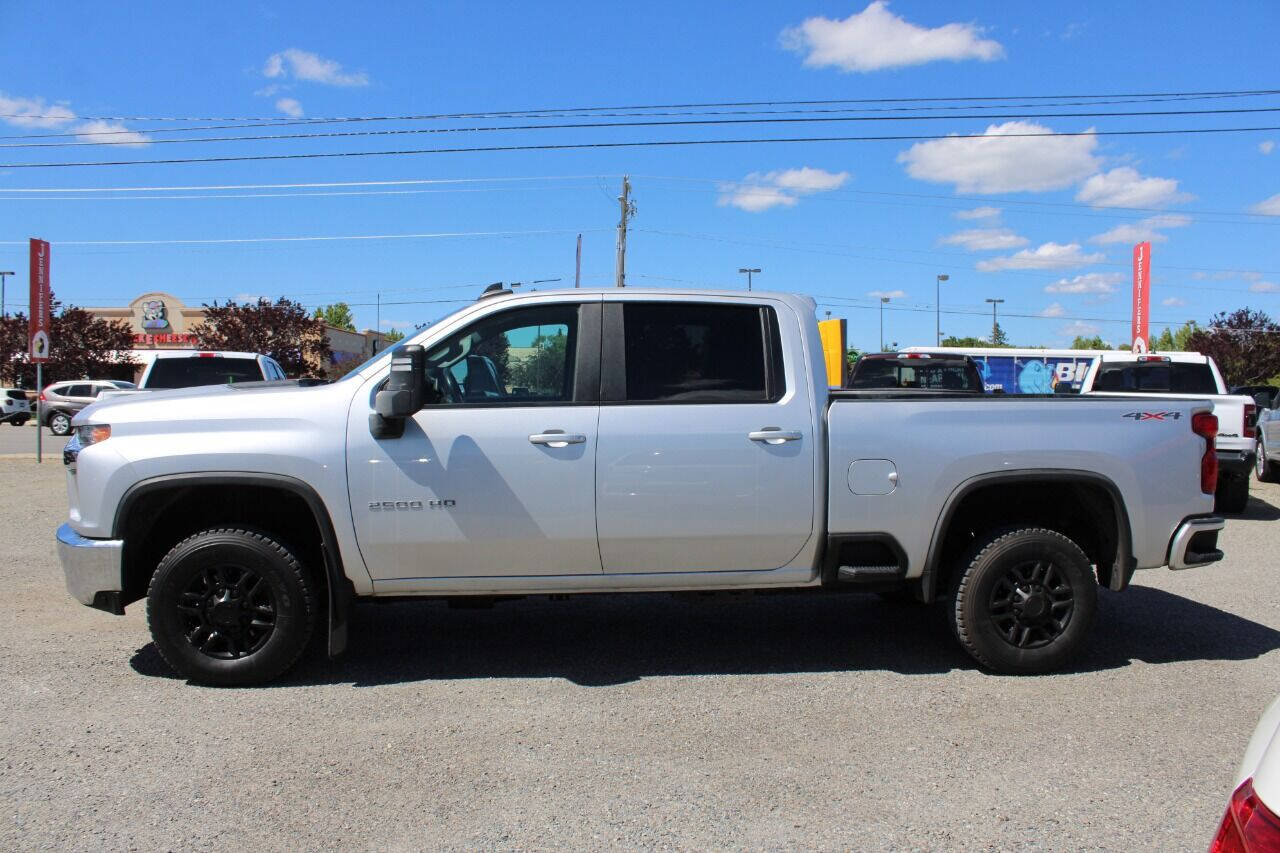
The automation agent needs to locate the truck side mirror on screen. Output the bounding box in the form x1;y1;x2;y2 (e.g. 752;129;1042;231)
370;345;426;438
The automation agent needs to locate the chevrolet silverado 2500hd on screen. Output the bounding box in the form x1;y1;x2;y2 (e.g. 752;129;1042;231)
56;288;1226;685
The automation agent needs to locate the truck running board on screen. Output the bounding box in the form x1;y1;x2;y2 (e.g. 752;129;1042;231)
837;564;903;583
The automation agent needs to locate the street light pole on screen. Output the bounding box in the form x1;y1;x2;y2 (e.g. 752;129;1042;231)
985;298;1005;343
0;272;13;319
880;296;890;350
738;267;760;291
935;274;949;346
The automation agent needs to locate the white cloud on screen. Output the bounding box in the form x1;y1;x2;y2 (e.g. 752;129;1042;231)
1161;297;1186;307
1060;320;1101;338
978;242;1106;272
0;92;75;128
263;48;369;86
939;228;1027;251
1041;302;1066;317
1260;141;1275;155
867;289;906;299
1251;193;1280;216
275;97;304;118
73;119;151;147
898;121;1100;193
1044;272;1124;295
781;1;1003;72
1090;213;1192;245
955;206;1001;220
717;166;850;212
1075;166;1191;208
1250;281;1280;293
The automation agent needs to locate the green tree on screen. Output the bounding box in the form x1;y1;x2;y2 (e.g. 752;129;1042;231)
384;329;405;343
1151;327;1176;351
314;302;356;331
193;297;332;378
1070;335;1110;350
941;335;997;348
507;332;567;393
990;321;1009;347
1186;308;1280;386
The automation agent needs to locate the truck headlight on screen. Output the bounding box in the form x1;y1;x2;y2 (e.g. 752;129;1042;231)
75;424;111;446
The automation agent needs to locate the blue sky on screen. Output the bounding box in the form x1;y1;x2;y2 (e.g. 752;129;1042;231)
1;1;1278;350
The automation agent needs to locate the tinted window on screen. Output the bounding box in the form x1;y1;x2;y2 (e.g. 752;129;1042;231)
108;381;136;389
424;304;578;405
622;303;772;402
1094;362;1217;394
850;358;982;391
146;357;264;389
67;384;93;398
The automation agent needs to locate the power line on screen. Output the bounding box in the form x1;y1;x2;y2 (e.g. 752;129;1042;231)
0;174;616;193
9;105;1280;150
5;87;1277;123
5;124;1279;169
0;227;604;246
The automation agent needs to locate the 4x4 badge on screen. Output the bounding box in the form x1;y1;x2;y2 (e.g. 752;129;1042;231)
1121;411;1181;421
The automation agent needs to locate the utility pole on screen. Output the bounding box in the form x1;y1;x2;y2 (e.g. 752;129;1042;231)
575;233;582;288
985;298;1004;342
376;292;381;336
738;267;761;291
935;274;949;346
0;271;13;318
879;296;891;350
615;176;635;287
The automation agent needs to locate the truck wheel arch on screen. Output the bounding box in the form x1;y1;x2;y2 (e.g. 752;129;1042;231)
113;472;354;657
920;470;1134;603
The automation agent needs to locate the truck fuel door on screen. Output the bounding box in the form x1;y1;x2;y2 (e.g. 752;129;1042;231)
849;459;898;495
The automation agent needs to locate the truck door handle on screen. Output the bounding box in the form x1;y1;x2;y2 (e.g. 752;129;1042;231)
749;428;803;444
529;431;586;448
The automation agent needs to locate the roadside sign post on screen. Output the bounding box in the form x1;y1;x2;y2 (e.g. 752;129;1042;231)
1131;241;1151;354
29;238;51;463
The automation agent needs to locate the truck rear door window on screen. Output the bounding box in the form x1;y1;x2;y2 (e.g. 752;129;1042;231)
1094;362;1217;394
147;357;264;389
621;303;779;403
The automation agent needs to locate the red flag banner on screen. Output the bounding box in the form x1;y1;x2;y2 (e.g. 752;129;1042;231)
29;238;51;362
1131;241;1151;354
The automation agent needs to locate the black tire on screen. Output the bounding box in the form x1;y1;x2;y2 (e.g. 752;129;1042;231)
1257;438;1279;483
48;411;72;435
146;528;318;686
949;527;1097;674
1216;474;1250;514
9;418;26;427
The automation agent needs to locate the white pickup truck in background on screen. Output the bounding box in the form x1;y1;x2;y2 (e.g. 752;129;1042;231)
1079;352;1257;512
56;287;1226;685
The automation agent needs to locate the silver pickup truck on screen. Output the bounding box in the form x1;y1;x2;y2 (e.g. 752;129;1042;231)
56;287;1225;685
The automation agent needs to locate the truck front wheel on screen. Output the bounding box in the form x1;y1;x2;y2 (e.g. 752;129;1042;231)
949;527;1097;674
146;528;318;686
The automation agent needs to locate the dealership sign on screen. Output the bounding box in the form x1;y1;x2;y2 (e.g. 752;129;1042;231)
1131;241;1151;354
29;238;51;362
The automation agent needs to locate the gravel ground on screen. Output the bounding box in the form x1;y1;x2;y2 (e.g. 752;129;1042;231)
2;457;1278;850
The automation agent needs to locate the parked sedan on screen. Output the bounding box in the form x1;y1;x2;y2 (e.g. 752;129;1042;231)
1211;694;1280;850
0;388;32;426
40;380;136;435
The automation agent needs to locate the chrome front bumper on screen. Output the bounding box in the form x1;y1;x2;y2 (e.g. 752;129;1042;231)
56;523;125;613
1168;516;1226;570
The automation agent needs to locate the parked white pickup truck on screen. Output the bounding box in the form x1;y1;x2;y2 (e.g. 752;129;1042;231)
56;287;1226;685
1079;352;1257;512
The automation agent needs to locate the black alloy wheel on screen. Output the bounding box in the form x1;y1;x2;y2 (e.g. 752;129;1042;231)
177;563;277;660
147;528;317;686
949;527;1097;674
987;558;1075;650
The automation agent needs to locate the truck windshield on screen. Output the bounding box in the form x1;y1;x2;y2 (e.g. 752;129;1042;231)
1093;362;1217;394
146;357;263;389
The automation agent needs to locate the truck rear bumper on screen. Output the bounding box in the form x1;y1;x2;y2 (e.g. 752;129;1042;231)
1217;449;1256;479
55;523;125;614
1167;515;1225;570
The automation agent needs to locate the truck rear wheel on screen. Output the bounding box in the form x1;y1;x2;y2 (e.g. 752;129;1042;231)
1215;475;1249;514
949;527;1097;674
146;528;317;686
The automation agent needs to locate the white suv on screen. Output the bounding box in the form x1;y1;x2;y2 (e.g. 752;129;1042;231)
1;388;32;426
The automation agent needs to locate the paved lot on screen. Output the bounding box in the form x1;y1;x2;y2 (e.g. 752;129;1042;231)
0;422;68;458
2;458;1278;850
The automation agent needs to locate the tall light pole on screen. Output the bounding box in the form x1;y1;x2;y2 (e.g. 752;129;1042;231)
738;267;760;291
985;298;1005;343
0;271;13;318
935;274;949;346
879;296;891;350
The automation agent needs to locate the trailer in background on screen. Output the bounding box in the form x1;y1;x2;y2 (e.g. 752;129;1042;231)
898;347;1108;394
